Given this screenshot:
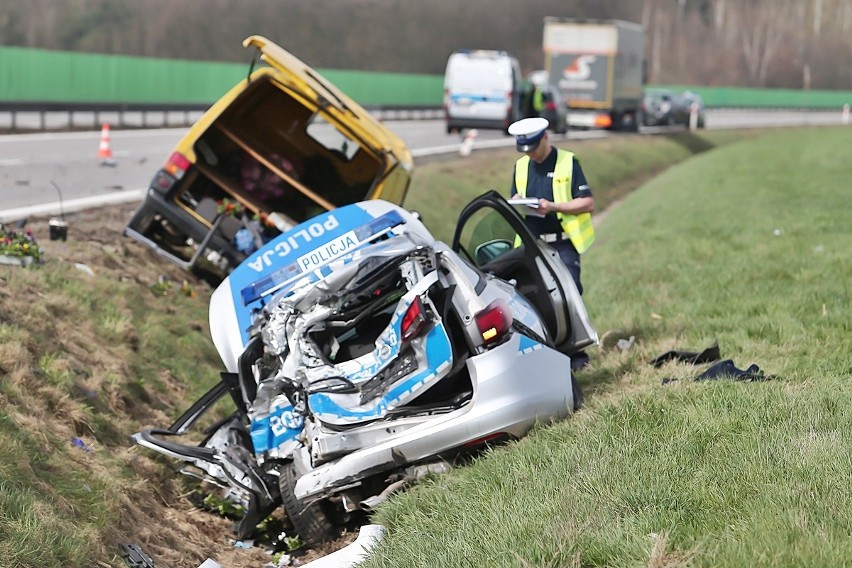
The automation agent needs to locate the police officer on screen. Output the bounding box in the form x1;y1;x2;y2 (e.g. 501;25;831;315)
508;117;595;368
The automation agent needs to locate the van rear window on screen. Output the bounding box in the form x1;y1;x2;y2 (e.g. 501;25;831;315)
306;113;360;161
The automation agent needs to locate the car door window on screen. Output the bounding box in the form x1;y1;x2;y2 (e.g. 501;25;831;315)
451;190;597;352
452;190;570;345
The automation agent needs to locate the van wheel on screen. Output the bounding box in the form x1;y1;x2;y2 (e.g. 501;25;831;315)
279;462;336;547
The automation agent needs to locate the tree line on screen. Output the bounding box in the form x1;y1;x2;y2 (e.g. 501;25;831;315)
0;0;850;90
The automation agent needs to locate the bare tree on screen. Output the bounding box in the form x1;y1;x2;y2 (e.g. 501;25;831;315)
735;0;793;86
0;0;849;89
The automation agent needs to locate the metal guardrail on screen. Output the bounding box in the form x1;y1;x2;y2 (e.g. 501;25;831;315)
0;101;444;131
3;101;846;133
0;101;211;130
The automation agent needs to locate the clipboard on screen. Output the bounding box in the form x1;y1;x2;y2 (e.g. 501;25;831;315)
507;197;545;218
507;197;539;208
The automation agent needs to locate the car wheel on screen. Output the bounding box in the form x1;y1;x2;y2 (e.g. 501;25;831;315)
571;375;584;411
279;462;336;547
622;111;639;132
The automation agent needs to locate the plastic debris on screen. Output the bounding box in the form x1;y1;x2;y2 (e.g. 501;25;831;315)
74;263;95;277
616;335;635;352
650;341;720;367
71;437;93;452
198;560;223;568
119;543;154;568
298;525;386;568
662;359;776;384
692;359;774;382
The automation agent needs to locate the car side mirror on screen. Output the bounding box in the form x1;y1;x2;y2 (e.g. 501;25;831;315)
474;239;512;265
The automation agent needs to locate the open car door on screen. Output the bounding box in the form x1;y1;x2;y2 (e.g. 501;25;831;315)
451;190;597;354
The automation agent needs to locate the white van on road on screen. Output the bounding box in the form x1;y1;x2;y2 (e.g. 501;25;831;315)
443;50;523;134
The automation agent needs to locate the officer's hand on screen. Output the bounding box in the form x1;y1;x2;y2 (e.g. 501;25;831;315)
538;198;553;214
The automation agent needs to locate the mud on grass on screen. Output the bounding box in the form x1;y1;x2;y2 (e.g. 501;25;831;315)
0;203;355;567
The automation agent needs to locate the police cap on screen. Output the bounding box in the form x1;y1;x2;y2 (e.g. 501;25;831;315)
508;117;550;152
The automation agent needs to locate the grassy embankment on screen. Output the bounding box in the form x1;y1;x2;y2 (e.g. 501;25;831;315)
0;126;848;566
363;126;852;567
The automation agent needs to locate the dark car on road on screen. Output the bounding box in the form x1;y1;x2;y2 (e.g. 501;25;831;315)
539;84;568;134
641;89;680;127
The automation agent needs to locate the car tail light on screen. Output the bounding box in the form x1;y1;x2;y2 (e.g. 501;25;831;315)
594;114;613;129
401;296;427;342
152;171;175;194
474;298;512;346
163;152;191;180
545;101;557;111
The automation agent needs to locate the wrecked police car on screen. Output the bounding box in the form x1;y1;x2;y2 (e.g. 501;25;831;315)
132;192;597;546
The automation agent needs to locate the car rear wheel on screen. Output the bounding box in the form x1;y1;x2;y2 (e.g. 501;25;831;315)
279;462;336;547
571;375;584;411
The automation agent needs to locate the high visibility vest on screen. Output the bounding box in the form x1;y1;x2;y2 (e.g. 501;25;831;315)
515;149;595;254
532;87;544;113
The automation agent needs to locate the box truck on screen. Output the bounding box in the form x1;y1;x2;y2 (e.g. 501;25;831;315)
543;18;645;131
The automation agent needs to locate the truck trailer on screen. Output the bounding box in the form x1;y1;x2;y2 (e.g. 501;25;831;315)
543;18;645;131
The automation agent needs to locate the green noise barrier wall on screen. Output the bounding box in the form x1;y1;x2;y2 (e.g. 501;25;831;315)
1;45;850;109
0;45;443;107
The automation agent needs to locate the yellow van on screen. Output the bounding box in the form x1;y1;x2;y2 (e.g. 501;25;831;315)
124;36;414;283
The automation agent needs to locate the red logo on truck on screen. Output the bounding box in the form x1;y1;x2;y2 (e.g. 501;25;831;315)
562;55;596;81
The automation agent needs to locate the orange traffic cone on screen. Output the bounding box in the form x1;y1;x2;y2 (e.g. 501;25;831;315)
97;123;116;166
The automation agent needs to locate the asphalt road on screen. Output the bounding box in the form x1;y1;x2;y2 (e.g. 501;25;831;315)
0;109;848;222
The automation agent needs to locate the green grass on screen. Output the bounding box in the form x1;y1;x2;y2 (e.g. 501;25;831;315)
405;129;766;243
363;126;852;567
0;414;108;567
0;253;221;566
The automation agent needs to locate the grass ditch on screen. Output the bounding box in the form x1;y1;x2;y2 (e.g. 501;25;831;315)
0;125;847;566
